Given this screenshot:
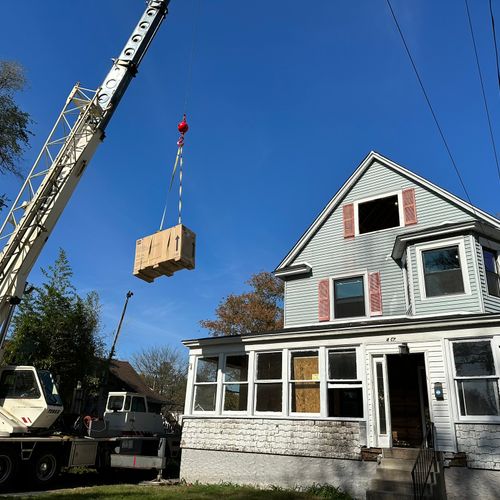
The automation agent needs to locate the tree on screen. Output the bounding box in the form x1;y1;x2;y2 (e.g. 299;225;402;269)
0;60;31;177
200;271;284;337
3;249;104;407
131;346;187;412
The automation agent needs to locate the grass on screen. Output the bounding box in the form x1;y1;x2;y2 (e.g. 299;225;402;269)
1;483;352;500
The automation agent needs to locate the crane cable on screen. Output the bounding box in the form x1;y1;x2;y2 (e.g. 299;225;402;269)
158;0;201;231
490;0;500;92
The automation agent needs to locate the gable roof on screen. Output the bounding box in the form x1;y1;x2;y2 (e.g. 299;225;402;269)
276;151;500;270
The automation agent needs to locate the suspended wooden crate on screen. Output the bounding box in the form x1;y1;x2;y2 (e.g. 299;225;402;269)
133;224;196;282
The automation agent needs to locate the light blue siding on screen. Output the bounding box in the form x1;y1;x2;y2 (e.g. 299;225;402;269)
476;238;500;313
284;160;478;327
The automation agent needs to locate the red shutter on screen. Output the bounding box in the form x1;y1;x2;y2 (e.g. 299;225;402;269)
343;203;355;238
369;272;383;316
402;188;418;226
318;279;330;322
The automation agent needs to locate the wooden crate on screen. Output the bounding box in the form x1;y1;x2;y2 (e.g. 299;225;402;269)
133;224;196;282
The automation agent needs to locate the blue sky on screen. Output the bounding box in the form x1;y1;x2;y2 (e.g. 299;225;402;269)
1;1;499;360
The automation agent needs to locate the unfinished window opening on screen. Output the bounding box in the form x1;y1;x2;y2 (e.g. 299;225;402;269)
290;351;320;414
255;352;282;412
483;248;500;298
223;354;249;412
327;349;363;418
193;356;219;412
452;340;500;417
334;276;365;318
422;245;464;297
358;194;400;234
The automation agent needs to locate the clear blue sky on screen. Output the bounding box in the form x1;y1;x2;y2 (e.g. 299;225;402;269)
1;1;499;360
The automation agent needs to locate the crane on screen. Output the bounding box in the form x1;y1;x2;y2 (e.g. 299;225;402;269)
0;0;170;350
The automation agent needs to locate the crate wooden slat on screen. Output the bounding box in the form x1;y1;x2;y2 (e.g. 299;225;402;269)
133;224;195;282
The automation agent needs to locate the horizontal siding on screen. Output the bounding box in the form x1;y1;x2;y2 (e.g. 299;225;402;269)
285;160;476;327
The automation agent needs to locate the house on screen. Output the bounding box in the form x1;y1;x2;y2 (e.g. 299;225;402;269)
179;152;500;497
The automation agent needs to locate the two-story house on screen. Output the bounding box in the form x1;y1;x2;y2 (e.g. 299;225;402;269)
179;152;500;497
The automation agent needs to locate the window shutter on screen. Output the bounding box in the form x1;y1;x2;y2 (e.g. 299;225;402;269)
369;272;383;316
402;188;418;226
343;203;355;238
318;279;330;322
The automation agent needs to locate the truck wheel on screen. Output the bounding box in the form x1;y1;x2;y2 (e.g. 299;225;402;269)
0;448;18;487
31;451;60;486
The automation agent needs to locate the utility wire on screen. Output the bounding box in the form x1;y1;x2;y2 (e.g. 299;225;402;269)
465;0;500;183
489;0;500;92
385;0;474;206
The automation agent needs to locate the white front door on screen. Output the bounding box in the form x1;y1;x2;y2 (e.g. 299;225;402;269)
373;355;391;448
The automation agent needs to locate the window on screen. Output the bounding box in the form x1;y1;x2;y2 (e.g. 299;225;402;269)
327;349;363;418
0;370;41;399
483;248;500;298
255;352;282;412
223;354;249;412
422;245;465;297
38;371;63;406
131;396;146;413
290;351;320;414
193;357;219;412
107;395;124;411
333;276;366;318
358;194;400;234
452;340;500;417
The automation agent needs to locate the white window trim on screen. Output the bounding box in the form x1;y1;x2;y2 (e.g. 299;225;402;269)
482;245;500;298
253;350;284;416
353;190;404;237
330;271;369;320
449;337;500;422
192;355;220;414
415;237;471;301
221;353;249;415
288;349;321;417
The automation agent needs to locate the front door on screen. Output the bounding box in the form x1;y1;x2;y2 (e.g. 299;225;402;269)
373;355;391;448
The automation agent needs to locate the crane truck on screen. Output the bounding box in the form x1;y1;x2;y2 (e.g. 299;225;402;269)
0;0;178;488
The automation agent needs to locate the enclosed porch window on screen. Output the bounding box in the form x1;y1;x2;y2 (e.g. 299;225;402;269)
193;357;219;412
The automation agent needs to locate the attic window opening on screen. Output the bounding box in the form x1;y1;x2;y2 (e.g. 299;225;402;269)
358;194;400;234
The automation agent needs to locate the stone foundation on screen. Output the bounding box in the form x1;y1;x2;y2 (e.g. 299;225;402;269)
456;423;500;470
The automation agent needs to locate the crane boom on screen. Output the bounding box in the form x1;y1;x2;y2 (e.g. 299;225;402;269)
0;0;170;346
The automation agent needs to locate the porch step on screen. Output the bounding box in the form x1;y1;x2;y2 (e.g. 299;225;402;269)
374;467;412;483
382;447;420;460
378;457;415;471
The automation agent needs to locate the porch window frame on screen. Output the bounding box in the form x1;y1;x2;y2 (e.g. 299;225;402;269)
326;346;365;420
330;271;369;320
222;352;250;415
254;350;285;415
192;355;220;414
415;237;471;301
289;349;321;416
353;190;405;237
450;337;500;422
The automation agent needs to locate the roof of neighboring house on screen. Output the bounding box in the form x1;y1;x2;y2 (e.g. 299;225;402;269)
276;151;500;271
109;359;167;405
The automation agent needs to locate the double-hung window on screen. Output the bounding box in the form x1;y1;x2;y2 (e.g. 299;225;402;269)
327;348;363;418
290;351;320;414
452;340;500;417
483;248;500;298
255;352;282;412
193;356;219;412
333;276;366;319
223;354;249;412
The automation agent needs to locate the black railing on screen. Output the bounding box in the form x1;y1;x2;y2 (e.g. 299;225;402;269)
412;422;437;500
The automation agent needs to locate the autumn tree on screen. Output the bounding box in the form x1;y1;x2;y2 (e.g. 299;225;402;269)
4;249;104;407
131;346;187;412
200;271;284;336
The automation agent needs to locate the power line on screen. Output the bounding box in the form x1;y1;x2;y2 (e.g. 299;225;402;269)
465;0;500;182
385;0;474;205
489;0;500;92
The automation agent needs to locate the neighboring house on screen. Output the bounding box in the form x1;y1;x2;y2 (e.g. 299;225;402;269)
179;152;500;496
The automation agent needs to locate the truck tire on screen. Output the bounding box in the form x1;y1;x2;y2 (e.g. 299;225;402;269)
0;448;18;488
30;450;60;486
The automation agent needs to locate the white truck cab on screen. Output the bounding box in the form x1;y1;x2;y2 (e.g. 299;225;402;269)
0;366;63;435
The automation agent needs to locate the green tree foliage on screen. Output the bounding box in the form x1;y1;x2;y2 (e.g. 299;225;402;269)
200;271;284;336
0;61;31;177
131;346;187;412
4;249;104;406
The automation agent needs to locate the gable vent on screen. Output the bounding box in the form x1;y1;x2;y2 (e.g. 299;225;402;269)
402;188;418;226
343;203;355;238
318;279;330;322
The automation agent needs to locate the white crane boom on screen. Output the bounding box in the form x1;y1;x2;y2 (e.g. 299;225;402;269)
0;0;170;347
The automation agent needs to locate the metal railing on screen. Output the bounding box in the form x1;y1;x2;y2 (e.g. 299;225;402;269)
412;422;438;500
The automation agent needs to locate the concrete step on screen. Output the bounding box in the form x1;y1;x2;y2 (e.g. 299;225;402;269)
375;467;412;483
382;447;420;460
378;457;415;471
366;490;414;500
369;479;414;494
